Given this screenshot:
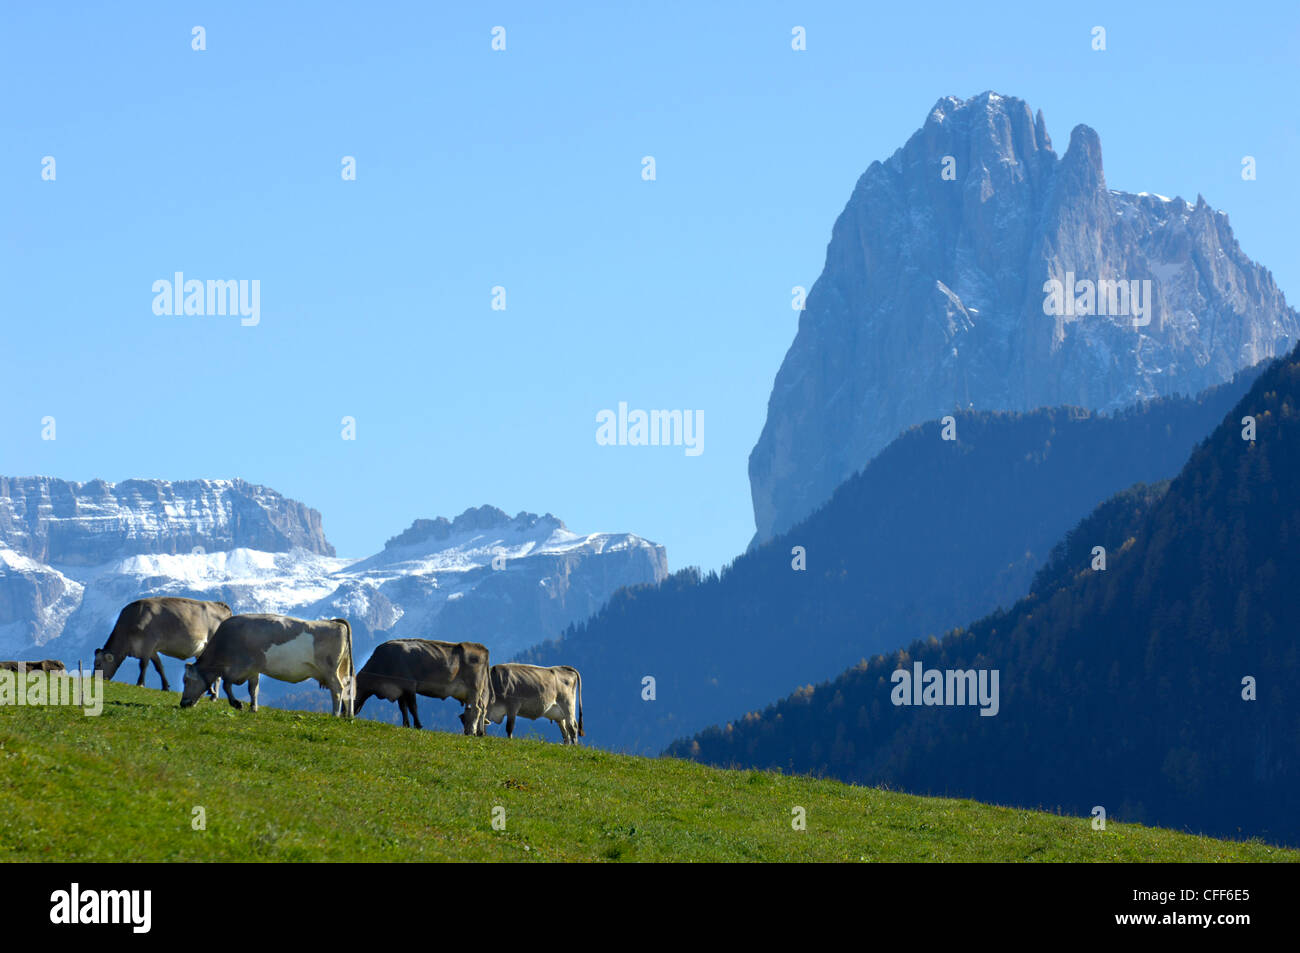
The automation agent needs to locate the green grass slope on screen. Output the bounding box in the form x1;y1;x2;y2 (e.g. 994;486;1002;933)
0;684;1291;862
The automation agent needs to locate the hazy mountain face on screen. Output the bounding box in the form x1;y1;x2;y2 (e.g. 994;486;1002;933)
749;92;1300;542
523;366;1263;755
0;483;666;669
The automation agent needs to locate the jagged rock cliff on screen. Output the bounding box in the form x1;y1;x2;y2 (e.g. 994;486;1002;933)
0;477;333;564
749;92;1299;541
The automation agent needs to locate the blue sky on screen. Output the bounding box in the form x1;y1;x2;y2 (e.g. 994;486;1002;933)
3;1;1297;571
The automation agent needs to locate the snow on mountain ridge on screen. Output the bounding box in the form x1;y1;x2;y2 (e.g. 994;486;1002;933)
0;547;84;655
0;491;668;668
0;476;334;564
357;506;651;576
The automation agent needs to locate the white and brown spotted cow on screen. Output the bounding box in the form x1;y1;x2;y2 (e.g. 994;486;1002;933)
96;597;232;694
180;613;355;717
354;639;490;735
486;663;584;744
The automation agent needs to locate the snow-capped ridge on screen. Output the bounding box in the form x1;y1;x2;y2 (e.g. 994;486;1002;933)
0;488;668;665
0;476;334;565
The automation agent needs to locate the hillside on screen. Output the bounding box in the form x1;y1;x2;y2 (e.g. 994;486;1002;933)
673;344;1300;846
524;366;1264;754
0;683;1290;862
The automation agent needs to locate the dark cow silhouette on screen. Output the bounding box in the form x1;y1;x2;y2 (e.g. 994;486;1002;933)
354;639;490;735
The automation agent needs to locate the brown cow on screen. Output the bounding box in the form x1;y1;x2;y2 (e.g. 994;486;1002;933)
95;597;232;694
486;663;584;743
354;639;490;735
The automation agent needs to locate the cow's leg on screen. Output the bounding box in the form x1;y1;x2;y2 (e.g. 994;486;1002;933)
506;707;518;739
397;692;413;728
208;677;220;701
151;654;171;692
405;693;422;730
566;701;581;744
323;671;344;717
223;679;243;710
248;673;260;712
136;657;149;686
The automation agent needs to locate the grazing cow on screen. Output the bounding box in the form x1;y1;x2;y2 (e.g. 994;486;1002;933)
95;597;232;695
0;659;65;672
486;663;584;744
180;614;355;717
354;639;490;735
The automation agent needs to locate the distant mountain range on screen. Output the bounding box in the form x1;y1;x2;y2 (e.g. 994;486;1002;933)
0;479;667;674
676;342;1300;846
523;364;1265;755
749;92;1299;543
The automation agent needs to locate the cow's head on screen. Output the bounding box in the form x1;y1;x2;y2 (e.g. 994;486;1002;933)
459;707;481;736
93;648;121;680
179;663;213;708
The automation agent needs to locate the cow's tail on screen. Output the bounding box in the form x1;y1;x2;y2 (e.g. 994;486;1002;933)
575;667;584;737
477;650;492;735
334;618;355;718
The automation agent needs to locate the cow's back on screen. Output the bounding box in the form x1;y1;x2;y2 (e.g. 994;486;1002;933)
200;613;292;672
366;639;487;694
156;597;231;635
361;639;449;683
491;663;557;709
119;597;231;655
202;614;344;684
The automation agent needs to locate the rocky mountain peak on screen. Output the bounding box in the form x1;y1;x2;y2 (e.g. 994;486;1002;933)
1061;123;1104;183
382;506;566;551
748;92;1299;543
